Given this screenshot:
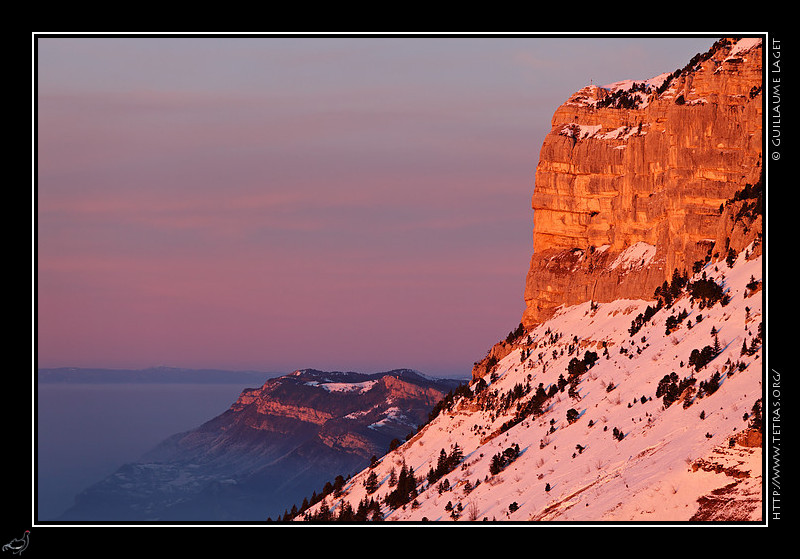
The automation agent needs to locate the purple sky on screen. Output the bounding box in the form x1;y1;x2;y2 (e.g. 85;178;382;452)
36;34;717;377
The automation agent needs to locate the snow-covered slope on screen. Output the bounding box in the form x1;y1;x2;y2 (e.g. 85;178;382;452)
293;247;763;523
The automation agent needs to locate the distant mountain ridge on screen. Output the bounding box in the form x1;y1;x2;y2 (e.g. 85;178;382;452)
56;368;464;521
37;366;281;384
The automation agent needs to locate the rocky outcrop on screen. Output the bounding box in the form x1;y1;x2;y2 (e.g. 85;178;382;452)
468;38;764;382
521;37;763;328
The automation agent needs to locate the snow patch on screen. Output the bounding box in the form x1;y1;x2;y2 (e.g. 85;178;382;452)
602;73;671;94
609;242;656;271
597;124;647;141
559;122;648;144
368;407;412;430
559;123;602;140
729;38;762;57
306;380;379;393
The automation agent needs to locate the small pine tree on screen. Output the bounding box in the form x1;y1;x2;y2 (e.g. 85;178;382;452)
449;443;464;468
489;453;504;476
566;408;580;424
726;247;737;268
436;448;449;474
364;470;379;494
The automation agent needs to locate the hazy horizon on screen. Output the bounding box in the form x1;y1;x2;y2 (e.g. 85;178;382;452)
36;364;472;381
37;381;255;520
36;33;720;378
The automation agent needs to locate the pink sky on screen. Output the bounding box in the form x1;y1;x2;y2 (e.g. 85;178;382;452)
35;35;719;377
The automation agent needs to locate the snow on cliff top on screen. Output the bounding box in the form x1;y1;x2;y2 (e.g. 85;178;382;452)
603;37;761;91
602;72;671;94
568;37;763;111
729;37;762;56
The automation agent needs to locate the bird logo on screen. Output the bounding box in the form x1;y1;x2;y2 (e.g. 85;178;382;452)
2;531;29;555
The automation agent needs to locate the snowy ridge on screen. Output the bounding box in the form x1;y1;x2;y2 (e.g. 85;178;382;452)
564;38;763;116
565;75;665;112
726;38;762;60
602;72;671;95
293;246;763;523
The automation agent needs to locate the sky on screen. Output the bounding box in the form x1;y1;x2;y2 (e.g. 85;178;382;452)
35;33;719;378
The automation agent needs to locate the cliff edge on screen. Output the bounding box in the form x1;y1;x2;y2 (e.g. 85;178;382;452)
523;37;762;327
472;37;763;381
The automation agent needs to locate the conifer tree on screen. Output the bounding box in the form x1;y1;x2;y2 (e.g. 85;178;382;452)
436;448;449;474
567;408;580;424
449;443;463;469
364;470;379;494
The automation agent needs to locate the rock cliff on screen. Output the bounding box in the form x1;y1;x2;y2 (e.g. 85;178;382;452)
522;37;763;329
471;37;763;381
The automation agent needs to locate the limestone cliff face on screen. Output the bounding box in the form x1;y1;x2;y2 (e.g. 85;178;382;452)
470;38;763;382
521;37;763;328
